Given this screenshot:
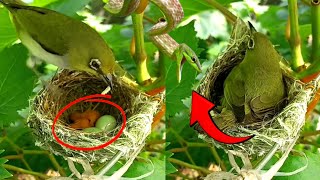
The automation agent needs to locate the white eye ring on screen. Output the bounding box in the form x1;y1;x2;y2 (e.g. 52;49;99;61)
248;38;255;50
89;59;102;71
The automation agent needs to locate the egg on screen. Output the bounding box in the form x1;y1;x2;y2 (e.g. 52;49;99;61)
82;127;103;133
95;115;117;131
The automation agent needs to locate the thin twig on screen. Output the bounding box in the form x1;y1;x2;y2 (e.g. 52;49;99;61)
48;154;67;177
169;158;212;175
3;164;50;179
209;147;226;171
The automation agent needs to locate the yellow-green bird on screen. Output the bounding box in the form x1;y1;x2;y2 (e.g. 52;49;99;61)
222;26;285;123
0;0;125;84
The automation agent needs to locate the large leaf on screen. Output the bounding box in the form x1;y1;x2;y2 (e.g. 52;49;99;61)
125;157;165;180
165;151;177;175
165;21;202;117
45;0;91;17
0;44;36;127
0;9;17;51
264;152;320;180
0;150;12;179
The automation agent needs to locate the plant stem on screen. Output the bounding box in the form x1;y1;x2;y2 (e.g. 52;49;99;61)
209;147;226;171
48;154;67;177
288;0;305;70
186;142;210;148
8;150;66;177
170;147;187;153
203;0;237;24
146;139;166;145
132;13;151;84
311;0;320;63
3;164;49;179
169;129;196;165
23;150;48;155
169;158;212;175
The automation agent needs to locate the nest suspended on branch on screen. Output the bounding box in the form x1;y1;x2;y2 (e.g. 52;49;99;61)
196;18;319;156
28;70;162;162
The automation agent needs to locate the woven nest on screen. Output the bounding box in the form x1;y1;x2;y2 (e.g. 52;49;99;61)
196;19;318;156
27;70;162;162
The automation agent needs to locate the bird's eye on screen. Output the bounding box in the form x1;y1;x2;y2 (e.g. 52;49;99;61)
158;17;166;23
248;38;255;49
89;59;101;71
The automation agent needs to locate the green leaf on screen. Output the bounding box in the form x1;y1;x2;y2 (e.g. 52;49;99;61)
123;157;165;180
165;21;202;117
167;110;189;134
264;152;320;180
0;150;12;179
0;44;36;128
165;151;177;175
0;9;17;51
101;25;136;74
45;0;91;17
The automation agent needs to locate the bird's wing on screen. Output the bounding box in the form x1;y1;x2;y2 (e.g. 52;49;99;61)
223;66;246;121
9;4;73;56
249;96;277;119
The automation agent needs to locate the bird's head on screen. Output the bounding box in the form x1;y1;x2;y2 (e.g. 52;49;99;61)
177;46;201;82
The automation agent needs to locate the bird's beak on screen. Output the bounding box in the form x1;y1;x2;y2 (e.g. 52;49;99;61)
98;72;113;88
177;57;186;83
248;21;257;32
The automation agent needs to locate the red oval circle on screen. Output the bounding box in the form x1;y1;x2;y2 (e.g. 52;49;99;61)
52;94;127;151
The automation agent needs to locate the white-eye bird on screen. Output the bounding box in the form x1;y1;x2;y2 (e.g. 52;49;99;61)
222;26;285;123
0;0;125;84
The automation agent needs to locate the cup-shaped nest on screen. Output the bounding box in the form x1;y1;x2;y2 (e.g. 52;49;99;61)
195;19;318;156
28;70;162;162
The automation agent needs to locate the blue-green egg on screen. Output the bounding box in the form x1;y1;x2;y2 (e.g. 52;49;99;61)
95;115;117;131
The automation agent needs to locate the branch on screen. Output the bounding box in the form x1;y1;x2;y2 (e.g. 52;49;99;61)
131;13;151;84
3;164;50;179
169;158;212;175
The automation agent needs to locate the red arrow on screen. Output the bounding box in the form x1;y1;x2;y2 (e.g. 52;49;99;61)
190;91;254;144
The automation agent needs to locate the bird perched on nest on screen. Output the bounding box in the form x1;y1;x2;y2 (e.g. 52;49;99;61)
222;24;286;124
0;0;125;85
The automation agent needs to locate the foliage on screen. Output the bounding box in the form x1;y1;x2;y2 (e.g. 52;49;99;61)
0;150;12;179
0;0;319;179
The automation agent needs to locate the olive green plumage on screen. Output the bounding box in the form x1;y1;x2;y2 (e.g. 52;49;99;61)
0;0;124;76
222;31;285;123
